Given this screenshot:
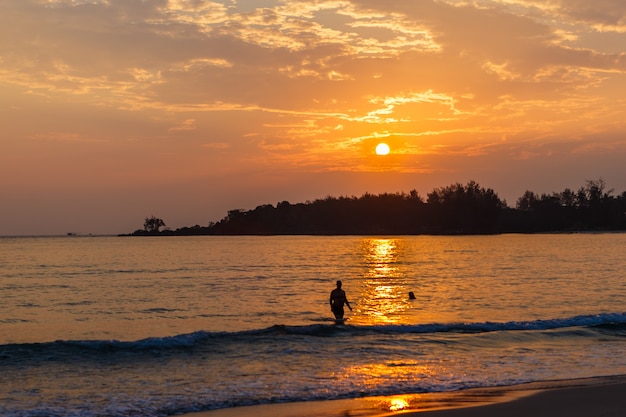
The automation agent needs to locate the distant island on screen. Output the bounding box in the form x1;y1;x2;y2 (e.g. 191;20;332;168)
126;179;626;236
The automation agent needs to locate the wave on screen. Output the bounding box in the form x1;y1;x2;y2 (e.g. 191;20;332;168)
250;312;626;337
2;312;625;363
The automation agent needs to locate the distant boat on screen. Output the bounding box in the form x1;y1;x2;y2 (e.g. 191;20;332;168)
67;232;77;236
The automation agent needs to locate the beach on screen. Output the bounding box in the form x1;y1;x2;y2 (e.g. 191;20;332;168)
187;376;626;417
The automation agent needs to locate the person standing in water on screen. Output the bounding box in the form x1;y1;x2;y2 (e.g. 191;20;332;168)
330;280;352;320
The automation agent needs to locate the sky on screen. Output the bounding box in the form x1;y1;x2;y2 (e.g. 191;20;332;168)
1;0;626;235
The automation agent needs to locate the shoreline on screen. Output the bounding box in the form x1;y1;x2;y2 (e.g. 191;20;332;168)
183;375;626;417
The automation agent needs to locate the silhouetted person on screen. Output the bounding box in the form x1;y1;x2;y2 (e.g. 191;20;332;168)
409;291;416;300
330;280;352;320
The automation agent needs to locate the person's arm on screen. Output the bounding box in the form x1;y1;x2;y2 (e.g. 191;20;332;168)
329;293;334;310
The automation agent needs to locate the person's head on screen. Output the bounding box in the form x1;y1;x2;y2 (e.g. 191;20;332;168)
336;280;342;288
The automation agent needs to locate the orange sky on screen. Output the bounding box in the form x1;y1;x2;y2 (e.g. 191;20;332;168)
1;0;625;235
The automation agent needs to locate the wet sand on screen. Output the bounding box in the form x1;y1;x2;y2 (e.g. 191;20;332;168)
404;377;626;417
184;375;626;417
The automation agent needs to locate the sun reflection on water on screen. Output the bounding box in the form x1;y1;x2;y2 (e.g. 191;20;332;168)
368;238;398;278
341;361;442;412
389;397;410;411
354;238;414;325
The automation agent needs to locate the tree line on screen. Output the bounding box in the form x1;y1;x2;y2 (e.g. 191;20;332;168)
130;179;626;236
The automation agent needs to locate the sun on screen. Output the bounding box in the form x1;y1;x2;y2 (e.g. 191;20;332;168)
375;143;390;155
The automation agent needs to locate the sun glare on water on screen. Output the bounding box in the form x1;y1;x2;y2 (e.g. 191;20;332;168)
375;143;390;155
389;398;410;411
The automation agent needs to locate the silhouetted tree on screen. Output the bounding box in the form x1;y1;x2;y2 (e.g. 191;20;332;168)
126;179;625;236
577;179;615;229
559;188;577;207
426;181;505;233
144;216;166;233
516;191;539;211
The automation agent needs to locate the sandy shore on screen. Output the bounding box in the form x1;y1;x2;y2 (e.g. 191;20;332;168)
184;375;626;417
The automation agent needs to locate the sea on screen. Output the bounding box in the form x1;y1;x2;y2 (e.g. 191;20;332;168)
1;234;625;417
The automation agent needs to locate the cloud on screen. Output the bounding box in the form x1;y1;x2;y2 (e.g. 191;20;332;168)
537;0;626;30
1;0;625;234
169;118;197;131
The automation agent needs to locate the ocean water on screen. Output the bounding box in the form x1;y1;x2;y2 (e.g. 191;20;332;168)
1;234;625;416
